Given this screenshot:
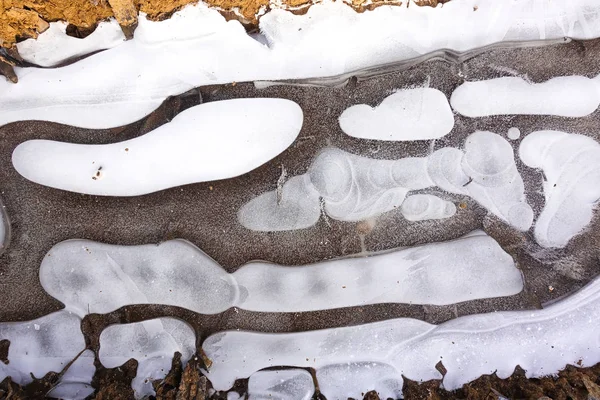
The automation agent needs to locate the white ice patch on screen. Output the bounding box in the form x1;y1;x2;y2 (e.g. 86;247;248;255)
3;0;600;128
519;130;600;248
429;132;533;231
238;175;321;232
400;194;456;221
317;362;403;400
40;232;522;315
12;98;303;196
17;21;126;67
99;318;196;398
45;350;96;400
248;369;314;400
203;273;600;391
339;88;454;141
0;310;92;388
451;76;600;117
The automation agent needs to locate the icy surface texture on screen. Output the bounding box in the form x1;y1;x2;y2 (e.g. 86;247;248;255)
339;88;454;140
0;310;90;386
45;350;96;400
12;98;303;195
429;132;533;231
40;231;522;314
17;21;125;67
247;369;314;400
519;131;600;248
2;0;600;128
241;132;531;231
317;362;403;400
203;274;600;391
451;76;600;117
400;194;456;222
99;318;196;398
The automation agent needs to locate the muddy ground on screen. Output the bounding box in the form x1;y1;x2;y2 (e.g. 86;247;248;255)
0;37;599;399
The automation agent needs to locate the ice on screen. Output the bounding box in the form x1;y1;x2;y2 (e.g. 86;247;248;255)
507;127;521;140
40;231;522;314
12;98;303;196
203;273;600;391
338;88;454;141
451;76;600;118
429;132;533;231
2;0;600;128
400;194;456;221
99;318;196;398
17;20;125;67
238;174;321;231
519;131;600;248
0;310;91;386
309;148;431;222
45;350;96;400
317;362;402;400
247;369;314;400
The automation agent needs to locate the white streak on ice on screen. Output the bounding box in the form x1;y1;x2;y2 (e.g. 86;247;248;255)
2;0;600;128
99;318;196;398
519;130;600;248
17;21;126;67
12;98;303;196
203;274;600;391
451;76;600;118
247;369;314;400
400;194;456;222
40;232;523;314
339;88;454;141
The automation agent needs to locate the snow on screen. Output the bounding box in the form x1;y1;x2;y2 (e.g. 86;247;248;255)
248;369;314;400
99;318;196;398
40;231;522;314
400;194;456;222
2;0;600;128
17;21;125;67
339;88;454;141
12;98;303;196
507;127;521;140
451;76;600;118
519;130;600;248
203;272;600;391
0;310;92;388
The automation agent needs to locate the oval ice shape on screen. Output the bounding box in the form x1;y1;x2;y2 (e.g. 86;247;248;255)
451;76;600;118
339;88;454;141
400;194;456;222
248;369;314;400
12;98;303;196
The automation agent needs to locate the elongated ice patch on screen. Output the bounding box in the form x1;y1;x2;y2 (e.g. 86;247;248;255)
99;318;196;398
451;76;600;118
248;369;314;400
0;310;93;389
3;0;600;128
400;194;456;222
519;131;600;248
339;88;454;141
203;273;600;391
40;231;522;315
17;21;126;67
12;98;303;196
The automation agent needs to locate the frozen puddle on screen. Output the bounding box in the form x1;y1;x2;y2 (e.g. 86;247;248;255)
2;0;600;128
0;310;93;393
203;273;600;392
12;98;303;195
17;20;126;67
40;231;522;314
339;88;454;141
247;369;314;400
519;131;600;248
99;318;196;398
451;76;600;118
240;132;532;232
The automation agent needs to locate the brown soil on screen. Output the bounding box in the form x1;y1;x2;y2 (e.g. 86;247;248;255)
0;0;450;49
